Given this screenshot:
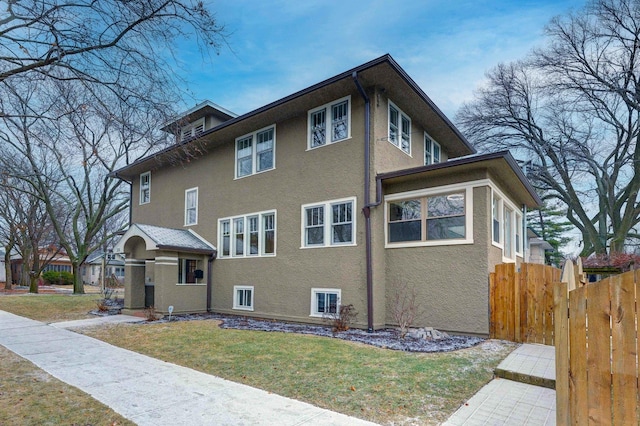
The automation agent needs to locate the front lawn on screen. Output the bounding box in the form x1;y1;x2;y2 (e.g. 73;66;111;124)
84;320;515;425
0;294;101;322
0;294;515;424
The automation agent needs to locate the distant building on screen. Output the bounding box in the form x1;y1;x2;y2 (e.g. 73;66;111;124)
81;251;125;286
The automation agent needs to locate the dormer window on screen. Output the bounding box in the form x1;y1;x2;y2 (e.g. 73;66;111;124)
180;117;205;142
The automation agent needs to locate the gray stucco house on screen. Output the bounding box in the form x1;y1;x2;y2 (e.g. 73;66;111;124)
113;54;540;336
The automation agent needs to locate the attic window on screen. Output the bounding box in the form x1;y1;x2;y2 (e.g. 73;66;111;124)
180;118;205;142
388;101;411;155
424;133;441;165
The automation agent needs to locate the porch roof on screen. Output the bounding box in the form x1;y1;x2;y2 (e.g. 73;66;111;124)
113;224;217;255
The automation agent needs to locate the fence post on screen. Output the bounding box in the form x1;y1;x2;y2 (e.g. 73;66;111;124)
554;281;569;426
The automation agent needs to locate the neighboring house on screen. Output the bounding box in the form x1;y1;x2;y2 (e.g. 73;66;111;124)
81;251;125;286
10;247;73;285
113;54;540;336
526;228;553;264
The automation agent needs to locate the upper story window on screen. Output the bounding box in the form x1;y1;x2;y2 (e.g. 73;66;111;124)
307;96;351;149
140;172;150;205
219;210;276;258
388;101;411;155
301;197;356;248
180;118;205;142
185;187;198;226
424;134;441;165
236;126;275;178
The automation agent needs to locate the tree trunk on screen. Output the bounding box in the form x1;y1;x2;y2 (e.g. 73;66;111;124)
4;247;12;290
29;274;38;293
72;263;84;294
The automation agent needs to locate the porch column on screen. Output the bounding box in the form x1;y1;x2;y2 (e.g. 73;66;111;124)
124;259;146;309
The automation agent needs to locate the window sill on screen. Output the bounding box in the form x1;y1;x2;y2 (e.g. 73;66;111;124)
234;167;275;181
219;254;276;259
175;283;207;286
300;243;357;249
385;239;473;249
233;306;254;311
388;140;412;157
306;136;352;152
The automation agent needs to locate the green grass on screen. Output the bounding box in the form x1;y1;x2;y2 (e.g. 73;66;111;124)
0;294;516;424
84;321;516;424
0;294;101;322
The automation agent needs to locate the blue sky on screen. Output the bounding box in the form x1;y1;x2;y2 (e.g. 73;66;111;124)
177;0;586;120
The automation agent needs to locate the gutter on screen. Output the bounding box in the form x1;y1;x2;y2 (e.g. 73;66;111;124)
352;72;375;333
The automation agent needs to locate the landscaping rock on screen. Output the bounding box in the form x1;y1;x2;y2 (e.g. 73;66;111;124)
406;327;449;341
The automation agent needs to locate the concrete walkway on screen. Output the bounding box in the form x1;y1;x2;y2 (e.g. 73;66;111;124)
444;344;556;425
0;310;377;425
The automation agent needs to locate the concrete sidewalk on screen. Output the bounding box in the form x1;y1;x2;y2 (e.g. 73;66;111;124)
0;310;377;425
444;344;556;425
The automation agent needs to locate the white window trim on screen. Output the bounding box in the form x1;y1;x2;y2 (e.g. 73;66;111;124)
300;197;357;249
180;117;205;142
306;95;352;150
515;211;524;256
384;182;474;248
184;187;198;226
234;124;276;179
424;133;441;165
490;187;525;262
310;288;341;318
388;100;412;156
139;171;151;205
233;285;254;311
218;210;277;258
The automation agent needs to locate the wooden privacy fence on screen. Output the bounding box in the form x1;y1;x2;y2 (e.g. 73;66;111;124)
554;270;640;425
489;262;562;345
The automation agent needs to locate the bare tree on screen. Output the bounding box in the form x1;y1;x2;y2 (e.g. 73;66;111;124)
388;281;421;339
0;167;59;292
0;1;227;293
457;0;640;255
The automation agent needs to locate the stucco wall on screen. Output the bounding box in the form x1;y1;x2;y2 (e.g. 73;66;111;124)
382;186;491;335
131;87;373;327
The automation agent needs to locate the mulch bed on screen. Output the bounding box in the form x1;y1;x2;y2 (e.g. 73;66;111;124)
152;312;485;353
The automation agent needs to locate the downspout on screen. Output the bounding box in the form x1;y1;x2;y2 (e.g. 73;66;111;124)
352;72;375;333
207;249;217;312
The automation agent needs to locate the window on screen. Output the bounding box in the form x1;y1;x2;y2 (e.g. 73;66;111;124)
311;288;341;317
180;118;205;142
504;206;514;259
178;258;198;284
492;189;524;260
388;101;411;154
386;186;473;247
424;134;441;165
307;96;351;149
235;126;275;178
301;198;356;248
185;187;198;226
218;211;276;258
233;286;254;311
140;172;150;205
515;212;523;255
492;195;501;244
388;193;465;243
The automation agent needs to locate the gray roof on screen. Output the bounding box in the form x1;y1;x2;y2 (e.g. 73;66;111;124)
136;224;215;253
